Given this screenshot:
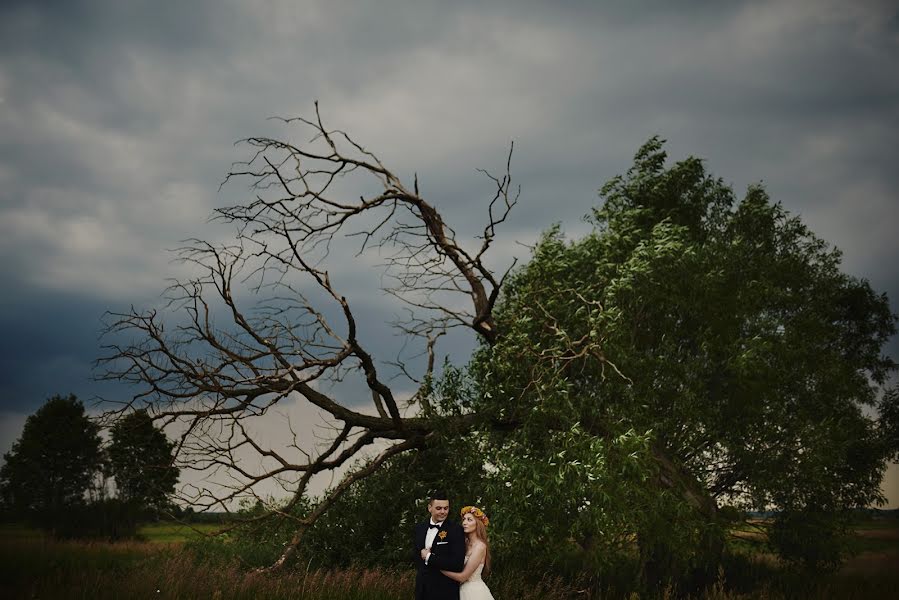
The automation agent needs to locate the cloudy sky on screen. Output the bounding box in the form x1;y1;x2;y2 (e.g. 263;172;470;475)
1;0;897;506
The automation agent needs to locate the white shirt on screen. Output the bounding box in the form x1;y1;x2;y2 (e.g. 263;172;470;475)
425;519;443;549
424;519;444;564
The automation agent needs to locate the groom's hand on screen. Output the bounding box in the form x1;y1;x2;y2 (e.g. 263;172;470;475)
420;548;430;561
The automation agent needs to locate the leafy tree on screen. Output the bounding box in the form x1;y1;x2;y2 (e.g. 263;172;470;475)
107;409;179;512
470;138;896;580
0;394;103;530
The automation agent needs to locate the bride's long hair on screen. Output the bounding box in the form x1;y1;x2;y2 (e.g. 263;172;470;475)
461;506;491;576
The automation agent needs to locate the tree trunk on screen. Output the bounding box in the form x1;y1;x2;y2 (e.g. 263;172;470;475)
638;443;724;588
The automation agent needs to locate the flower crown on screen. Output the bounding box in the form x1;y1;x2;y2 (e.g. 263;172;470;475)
461;505;489;527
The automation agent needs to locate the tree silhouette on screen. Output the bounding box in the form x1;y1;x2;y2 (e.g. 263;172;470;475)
108;409;179;512
1;395;103;531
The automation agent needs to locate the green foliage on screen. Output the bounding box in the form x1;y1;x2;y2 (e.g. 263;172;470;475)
469;137;896;578
42;498;142;540
301;450;477;567
0;397;169;539
218;428;484;570
767;510;851;572
107;409;179;512
0;395;104;528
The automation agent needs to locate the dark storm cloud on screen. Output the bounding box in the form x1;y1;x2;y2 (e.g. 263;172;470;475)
0;290;119;412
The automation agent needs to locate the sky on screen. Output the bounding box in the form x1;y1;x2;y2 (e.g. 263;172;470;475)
1;0;897;507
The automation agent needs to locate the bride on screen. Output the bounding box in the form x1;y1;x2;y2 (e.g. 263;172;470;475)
441;506;496;600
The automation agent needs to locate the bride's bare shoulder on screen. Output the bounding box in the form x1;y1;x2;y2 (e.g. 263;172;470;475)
470;540;488;554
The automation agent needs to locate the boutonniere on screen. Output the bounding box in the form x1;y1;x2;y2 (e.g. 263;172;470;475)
438;530;448;540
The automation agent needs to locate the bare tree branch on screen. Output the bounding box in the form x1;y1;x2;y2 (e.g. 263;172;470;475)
96;104;518;570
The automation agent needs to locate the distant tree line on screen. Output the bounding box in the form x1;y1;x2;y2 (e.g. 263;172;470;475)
0;394;179;539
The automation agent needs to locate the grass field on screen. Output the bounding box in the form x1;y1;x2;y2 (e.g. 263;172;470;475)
137;522;225;543
0;521;223;543
1;520;897;599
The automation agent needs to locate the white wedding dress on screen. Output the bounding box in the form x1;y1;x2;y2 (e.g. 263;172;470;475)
460;554;495;600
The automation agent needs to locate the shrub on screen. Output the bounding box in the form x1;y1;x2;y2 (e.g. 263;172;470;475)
767;510;850;572
43;499;142;540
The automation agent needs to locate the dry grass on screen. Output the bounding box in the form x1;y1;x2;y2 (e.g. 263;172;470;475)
2;520;899;599
0;538;579;600
0;538;411;599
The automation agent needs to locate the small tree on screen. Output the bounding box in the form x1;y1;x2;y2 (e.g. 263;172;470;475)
0;395;103;531
108;409;179;513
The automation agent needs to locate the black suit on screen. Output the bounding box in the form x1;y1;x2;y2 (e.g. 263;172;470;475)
413;519;465;600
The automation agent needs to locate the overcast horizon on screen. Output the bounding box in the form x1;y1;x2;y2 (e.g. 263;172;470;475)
1;0;897;507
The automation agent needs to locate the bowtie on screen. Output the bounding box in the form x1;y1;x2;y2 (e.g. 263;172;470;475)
429;523;441;529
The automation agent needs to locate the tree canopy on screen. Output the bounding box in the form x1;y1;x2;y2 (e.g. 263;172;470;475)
468;137;896;574
107;409;179;512
0;395;103;519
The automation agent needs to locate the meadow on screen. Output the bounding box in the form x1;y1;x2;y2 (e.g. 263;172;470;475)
1;518;897;599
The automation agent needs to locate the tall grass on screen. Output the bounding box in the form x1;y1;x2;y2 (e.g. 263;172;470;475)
1;538;407;599
1;538;578;600
2;527;898;599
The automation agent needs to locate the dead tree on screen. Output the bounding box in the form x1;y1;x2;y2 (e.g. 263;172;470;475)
97;103;519;570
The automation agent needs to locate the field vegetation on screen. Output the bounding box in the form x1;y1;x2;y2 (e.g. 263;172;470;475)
2;516;897;599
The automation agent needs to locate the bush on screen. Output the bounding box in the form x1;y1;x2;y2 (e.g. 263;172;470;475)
767;510;850;572
39;499;142;540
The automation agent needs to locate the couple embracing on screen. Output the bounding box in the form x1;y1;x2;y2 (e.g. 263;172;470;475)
414;491;495;600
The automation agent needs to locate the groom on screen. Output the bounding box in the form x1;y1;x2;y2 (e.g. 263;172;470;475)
414;490;465;600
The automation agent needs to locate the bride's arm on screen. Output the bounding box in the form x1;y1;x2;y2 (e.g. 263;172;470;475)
441;544;486;583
